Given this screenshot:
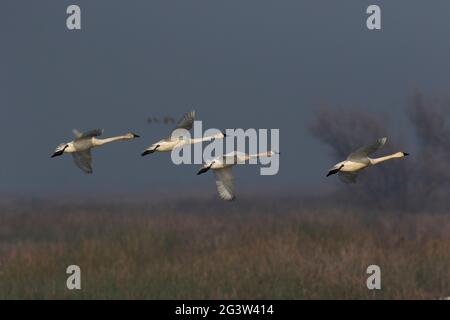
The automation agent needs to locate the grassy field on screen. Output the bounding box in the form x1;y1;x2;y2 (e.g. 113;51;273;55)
0;195;449;299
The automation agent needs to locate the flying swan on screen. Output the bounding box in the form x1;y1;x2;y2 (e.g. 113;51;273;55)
141;111;225;156
197;151;278;201
326;137;408;183
51;129;140;173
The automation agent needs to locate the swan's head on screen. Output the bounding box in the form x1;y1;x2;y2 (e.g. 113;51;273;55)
214;131;227;140
266;150;280;157
326;162;345;177
126;132;140;139
389;151;409;159
51;143;69;158
197;161;215;175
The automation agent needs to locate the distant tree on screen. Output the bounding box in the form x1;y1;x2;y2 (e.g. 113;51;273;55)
407;91;450;211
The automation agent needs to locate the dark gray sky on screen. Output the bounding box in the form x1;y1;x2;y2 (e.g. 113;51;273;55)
1;1;450;194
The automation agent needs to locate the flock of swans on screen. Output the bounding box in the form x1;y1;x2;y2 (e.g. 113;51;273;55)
51;111;408;201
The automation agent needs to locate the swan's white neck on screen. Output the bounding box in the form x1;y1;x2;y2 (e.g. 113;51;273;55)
93;135;133;146
369;152;405;165
247;151;275;159
231;151;275;163
188;132;224;145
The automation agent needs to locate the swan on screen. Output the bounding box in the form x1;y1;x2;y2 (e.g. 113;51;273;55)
197;151;278;201
326;137;408;183
141;111;225;156
51;129;140;173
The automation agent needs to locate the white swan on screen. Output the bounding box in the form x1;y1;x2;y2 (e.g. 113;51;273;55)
51;129;140;174
326;137;408;183
141;111;225;156
197;151;278;201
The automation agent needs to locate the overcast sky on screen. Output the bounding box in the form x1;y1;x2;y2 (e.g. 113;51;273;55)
1;1;450;195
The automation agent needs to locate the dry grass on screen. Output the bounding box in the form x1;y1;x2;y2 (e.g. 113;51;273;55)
0;196;449;299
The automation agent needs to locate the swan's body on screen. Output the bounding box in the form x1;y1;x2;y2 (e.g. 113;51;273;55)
197;151;277;201
326;137;408;183
141;111;225;156
51;129;139;173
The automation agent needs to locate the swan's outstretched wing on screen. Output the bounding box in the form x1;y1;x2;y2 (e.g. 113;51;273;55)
72;150;93;174
213;167;235;201
72;129;83;138
74;129;104;140
348;137;387;161
173;111;195;132
338;171;358;184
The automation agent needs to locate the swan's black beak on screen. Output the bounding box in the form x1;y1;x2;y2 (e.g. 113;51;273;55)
132;133;140;138
197;166;211;175
403;152;409;156
51;150;64;158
